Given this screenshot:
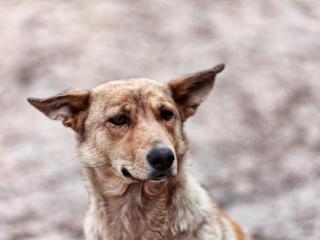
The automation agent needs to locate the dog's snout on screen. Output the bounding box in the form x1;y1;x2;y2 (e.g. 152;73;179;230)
147;147;174;170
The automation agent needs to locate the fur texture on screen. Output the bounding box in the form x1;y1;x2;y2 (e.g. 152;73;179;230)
28;64;250;240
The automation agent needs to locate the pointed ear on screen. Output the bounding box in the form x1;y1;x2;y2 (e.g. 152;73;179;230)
27;89;90;133
168;64;225;120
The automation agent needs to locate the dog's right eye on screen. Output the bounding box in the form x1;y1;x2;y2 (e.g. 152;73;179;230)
160;110;174;121
108;115;131;126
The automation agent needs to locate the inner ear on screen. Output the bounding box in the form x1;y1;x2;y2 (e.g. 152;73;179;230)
168;64;225;120
27;89;90;133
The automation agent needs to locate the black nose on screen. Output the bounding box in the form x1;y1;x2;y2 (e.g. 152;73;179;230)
147;147;174;170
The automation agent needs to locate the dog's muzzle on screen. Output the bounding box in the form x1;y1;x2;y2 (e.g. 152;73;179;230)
147;147;175;181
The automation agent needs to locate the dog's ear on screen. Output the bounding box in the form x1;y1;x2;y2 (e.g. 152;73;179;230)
168;64;225;120
27;89;90;133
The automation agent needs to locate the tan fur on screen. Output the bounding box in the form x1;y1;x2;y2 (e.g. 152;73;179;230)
28;64;251;240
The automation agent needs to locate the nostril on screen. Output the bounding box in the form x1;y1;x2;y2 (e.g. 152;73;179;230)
147;147;175;170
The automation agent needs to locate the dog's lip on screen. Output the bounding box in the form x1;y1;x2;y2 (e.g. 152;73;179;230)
121;167;174;182
121;167;138;181
148;170;173;182
153;173;169;180
151;174;170;181
121;167;147;182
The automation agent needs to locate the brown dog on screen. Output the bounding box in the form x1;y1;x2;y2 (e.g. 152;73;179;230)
28;64;250;240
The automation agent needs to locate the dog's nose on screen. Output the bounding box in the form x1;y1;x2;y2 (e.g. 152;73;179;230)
147;147;174;170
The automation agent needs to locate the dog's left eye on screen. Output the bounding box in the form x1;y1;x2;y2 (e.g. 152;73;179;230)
160;110;174;121
108;115;131;126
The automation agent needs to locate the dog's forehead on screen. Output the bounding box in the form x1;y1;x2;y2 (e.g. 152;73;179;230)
90;78;172;107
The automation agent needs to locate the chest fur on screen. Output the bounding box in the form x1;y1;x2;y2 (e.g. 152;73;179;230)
102;184;173;240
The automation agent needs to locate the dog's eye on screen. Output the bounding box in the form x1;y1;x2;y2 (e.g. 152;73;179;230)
108;115;131;126
160;110;174;121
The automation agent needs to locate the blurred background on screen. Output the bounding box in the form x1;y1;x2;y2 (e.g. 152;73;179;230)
1;0;319;239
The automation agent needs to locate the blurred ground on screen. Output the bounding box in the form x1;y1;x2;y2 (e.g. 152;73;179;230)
1;0;320;239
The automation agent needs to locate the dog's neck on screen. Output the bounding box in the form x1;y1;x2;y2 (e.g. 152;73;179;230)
81;163;215;240
82;165;180;239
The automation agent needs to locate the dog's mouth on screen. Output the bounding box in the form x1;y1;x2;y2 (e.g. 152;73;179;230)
149;171;171;181
147;168;174;182
121;167;173;182
121;167;136;180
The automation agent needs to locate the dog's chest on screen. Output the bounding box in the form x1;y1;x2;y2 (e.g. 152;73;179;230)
103;189;172;240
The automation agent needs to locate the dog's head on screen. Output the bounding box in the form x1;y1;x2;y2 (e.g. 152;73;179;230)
28;64;224;182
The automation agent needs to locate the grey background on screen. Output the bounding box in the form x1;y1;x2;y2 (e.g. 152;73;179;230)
1;1;319;239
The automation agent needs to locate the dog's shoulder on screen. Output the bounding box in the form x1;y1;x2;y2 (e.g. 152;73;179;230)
171;173;250;240
169;173;221;238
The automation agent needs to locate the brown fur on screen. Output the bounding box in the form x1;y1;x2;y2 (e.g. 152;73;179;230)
28;64;251;240
221;211;247;240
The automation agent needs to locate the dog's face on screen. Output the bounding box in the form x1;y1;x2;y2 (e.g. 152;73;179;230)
83;79;184;181
28;64;224;182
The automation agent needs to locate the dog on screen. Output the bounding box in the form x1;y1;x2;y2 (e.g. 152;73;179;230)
28;64;250;240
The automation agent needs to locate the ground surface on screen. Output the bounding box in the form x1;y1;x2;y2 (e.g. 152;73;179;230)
0;1;320;239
